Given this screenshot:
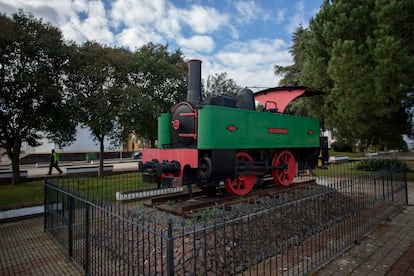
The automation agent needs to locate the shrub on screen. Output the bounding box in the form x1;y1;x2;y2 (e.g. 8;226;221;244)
331;141;353;152
354;159;408;172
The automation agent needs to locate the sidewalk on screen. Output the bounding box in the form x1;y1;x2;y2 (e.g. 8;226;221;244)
315;206;414;275
315;181;414;275
0;216;82;275
25;160;138;178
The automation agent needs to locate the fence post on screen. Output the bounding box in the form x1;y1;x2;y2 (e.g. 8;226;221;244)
68;195;74;259
404;168;409;206
84;202;90;275
167;219;174;276
390;172;394;201
44;181;47;232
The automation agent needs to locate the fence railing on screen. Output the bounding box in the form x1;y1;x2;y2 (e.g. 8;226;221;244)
44;161;408;275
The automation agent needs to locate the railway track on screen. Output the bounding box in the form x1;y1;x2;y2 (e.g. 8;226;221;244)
144;178;317;218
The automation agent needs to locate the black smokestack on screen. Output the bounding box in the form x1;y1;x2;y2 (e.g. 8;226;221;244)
186;59;202;104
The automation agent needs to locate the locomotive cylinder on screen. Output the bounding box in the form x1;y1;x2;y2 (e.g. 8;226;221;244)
186;59;203;104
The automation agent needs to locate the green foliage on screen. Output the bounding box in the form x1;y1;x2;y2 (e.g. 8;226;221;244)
275;0;414;151
68;42;130;139
121;43;187;147
204;72;241;98
353;159;408;172
331;141;354;153
0;10;188;180
66;42;132;176
0;11;77;184
274;27;310;87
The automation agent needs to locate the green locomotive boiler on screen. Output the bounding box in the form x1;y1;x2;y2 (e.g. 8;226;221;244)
140;59;326;195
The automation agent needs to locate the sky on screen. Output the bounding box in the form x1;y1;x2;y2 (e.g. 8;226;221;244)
0;0;323;89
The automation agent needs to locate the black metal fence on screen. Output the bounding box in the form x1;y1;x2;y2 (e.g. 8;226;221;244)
44;161;408;275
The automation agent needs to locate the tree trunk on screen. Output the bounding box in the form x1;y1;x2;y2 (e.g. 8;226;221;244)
8;139;22;185
99;136;104;178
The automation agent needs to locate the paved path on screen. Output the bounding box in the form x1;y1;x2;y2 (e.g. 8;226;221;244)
0;217;82;275
26;160;138;178
315;207;414;275
315;181;414;275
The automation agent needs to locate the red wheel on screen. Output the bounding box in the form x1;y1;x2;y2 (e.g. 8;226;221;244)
224;152;256;196
271;150;296;186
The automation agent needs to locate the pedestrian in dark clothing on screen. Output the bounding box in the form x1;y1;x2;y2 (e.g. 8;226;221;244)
48;149;62;175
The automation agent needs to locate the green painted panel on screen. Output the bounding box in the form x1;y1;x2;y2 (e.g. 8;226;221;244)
197;105;320;149
158;113;171;148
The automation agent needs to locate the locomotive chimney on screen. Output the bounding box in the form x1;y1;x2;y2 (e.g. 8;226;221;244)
186;59;203;104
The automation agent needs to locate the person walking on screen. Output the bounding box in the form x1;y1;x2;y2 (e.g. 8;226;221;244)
47;149;63;175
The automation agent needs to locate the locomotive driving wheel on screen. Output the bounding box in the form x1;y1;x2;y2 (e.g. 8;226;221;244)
271;150;296;186
224;152;256;196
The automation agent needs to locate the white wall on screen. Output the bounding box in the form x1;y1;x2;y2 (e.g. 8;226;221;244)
23;125;121;153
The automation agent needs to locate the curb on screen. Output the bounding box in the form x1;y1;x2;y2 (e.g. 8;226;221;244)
0;205;44;221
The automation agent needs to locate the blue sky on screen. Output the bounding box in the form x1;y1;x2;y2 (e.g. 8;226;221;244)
0;0;322;88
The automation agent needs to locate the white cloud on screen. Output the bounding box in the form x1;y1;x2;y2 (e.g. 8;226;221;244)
77;1;113;43
217;38;289;67
179;5;228;34
0;0;86;29
59;18;88;43
0;0;316;88
156;8;182;39
0;0;232;53
203;57;283;89
285;1;307;34
115;26;164;50
178;35;215;53
0;0;116;44
235;1;261;23
275;8;286;24
235;1;272;23
211;38;292;87
110;0;166;28
233;1;286;33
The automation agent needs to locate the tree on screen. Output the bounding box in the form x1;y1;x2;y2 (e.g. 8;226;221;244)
0;11;77;184
204;72;241;98
274;27;309;87
275;26;325;118
68;42;131;177
121;44;187;148
276;0;414;150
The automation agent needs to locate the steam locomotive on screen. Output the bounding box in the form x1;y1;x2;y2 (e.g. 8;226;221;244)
139;59;327;196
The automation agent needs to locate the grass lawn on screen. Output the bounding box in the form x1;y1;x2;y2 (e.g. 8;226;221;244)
0;180;44;209
314;160;414;182
0;172;155;210
328;150;366;158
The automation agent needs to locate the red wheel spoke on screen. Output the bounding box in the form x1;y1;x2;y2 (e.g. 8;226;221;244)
224;152;257;196
271;150;296;186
